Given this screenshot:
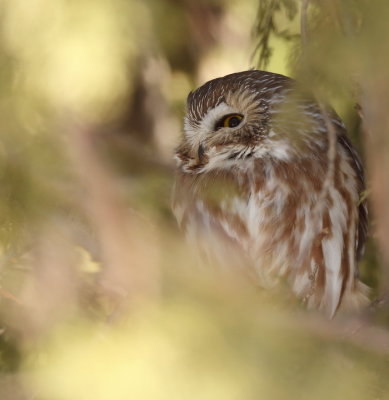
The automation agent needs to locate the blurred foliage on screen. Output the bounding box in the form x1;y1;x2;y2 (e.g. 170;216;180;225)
252;0;300;68
25;291;389;400
0;0;387;399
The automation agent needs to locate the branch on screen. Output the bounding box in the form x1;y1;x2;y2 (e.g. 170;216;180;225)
300;0;309;50
64;117;160;315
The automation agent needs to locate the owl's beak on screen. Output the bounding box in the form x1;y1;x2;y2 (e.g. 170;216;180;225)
196;143;205;164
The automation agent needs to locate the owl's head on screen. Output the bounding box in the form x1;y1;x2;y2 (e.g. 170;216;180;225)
176;70;330;173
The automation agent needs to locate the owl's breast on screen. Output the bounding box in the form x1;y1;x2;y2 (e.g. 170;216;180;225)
173;162;297;282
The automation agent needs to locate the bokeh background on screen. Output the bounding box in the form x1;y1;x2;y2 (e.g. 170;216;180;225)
0;0;389;399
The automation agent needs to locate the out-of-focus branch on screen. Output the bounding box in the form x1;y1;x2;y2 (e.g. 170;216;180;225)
300;0;309;49
64;117;160;314
299;0;338;286
357;95;389;308
359;85;389;293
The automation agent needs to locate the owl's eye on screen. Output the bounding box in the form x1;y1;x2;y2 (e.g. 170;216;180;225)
215;114;243;130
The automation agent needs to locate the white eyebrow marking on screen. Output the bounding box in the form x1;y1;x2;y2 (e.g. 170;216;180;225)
201;103;238;131
184;102;239;147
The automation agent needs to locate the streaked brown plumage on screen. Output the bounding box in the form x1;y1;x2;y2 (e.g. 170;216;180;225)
173;70;368;317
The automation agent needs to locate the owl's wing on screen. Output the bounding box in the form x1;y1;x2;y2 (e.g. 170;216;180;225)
337;133;368;260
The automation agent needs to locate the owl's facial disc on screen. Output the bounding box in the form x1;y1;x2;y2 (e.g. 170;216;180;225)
200;107;248;162
184;102;246;160
184;90;269;167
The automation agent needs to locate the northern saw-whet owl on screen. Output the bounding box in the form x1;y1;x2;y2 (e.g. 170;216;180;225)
172;70;369;317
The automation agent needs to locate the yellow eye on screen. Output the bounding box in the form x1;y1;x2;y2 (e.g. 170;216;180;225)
216;114;243;130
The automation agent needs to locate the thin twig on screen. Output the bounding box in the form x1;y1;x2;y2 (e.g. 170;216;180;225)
300;0;309;49
302;103;338;306
299;0;337;240
299;0;339;306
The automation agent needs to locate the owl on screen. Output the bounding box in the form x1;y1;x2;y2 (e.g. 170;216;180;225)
172;70;369;317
